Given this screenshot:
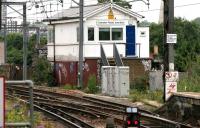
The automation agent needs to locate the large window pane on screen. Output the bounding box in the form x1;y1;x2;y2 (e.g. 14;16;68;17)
99;28;110;40
112;28;123;40
88;27;94;41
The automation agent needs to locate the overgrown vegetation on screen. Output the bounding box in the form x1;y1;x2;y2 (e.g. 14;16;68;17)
129;75;163;103
85;74;99;94
62;84;74;90
5;32;47;65
150;17;200;93
150;17;200;72
178;60;200;92
129;89;163;103
6;99;55;128
131;75;149;91
32;57;54;86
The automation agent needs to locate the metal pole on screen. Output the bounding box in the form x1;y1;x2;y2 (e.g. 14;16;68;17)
0;0;2;30
29;82;34;128
168;0;174;70
3;24;7;63
23;4;28;80
53;25;56;85
6;80;34;128
78;0;84;88
36;27;40;48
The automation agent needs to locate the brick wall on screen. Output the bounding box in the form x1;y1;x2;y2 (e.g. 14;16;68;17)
122;58;150;85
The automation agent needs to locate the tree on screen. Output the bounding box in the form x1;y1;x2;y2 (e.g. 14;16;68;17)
6;33;23;65
6;33;47;66
98;0;132;9
32;56;53;85
150;18;200;72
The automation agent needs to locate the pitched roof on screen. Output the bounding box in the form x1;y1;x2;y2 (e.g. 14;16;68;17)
44;3;144;22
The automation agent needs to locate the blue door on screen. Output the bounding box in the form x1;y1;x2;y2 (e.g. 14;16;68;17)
126;25;136;56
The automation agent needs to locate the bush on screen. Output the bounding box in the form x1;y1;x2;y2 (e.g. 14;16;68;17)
32;57;54;86
86;74;98;94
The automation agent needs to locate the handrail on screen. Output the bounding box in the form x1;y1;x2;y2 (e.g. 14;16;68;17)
100;44;109;66
6;80;34;128
113;43;124;66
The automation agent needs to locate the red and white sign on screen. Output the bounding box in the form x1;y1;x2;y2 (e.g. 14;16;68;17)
165;82;177;100
165;71;179;82
0;77;5;128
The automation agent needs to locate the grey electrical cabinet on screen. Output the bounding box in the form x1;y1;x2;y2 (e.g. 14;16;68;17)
101;66;129;97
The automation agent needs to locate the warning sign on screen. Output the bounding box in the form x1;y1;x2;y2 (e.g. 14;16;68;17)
165;81;177;101
0;77;5;128
165;71;179;82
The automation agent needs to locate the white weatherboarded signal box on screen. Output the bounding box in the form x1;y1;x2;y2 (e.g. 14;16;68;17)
0;77;5;128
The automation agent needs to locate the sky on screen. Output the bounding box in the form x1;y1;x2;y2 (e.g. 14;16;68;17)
131;0;200;23
4;0;200;24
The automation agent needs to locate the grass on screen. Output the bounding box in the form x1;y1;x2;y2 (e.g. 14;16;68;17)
6;99;55;128
129;89;164;104
178;62;200;92
6;100;29;123
62;84;74;90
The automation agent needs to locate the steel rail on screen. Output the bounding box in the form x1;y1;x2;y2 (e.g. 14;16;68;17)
7;85;193;128
7;94;94;128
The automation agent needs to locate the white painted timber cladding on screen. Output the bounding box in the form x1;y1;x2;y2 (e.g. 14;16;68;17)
136;27;150;58
47;7;149;61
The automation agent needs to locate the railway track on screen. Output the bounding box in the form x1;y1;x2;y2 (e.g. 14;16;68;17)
7;85;192;128
7;94;94;128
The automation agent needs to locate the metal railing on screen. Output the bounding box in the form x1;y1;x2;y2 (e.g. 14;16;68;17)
6;80;34;128
113;43;124;66
100;44;109;66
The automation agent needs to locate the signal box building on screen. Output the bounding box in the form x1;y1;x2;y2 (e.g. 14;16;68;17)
45;3;150;86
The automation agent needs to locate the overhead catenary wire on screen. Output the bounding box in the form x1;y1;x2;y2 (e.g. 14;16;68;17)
5;1;200;22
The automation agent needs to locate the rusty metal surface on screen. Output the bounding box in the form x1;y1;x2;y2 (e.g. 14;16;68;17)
55;59;100;87
55;61;78;86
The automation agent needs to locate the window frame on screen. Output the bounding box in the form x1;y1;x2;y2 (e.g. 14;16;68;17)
87;27;95;42
111;27;123;41
98;27;124;42
99;27;111;41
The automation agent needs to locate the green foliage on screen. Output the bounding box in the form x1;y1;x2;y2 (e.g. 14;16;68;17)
149;23;163;57
86;74;98;93
130;75;149;91
40;36;47;46
6;33;23;65
32;57;53;85
6;33;47;66
98;0;132;9
0;36;3;41
150;18;200;72
129;89;163;103
63;84;74;90
138;20;151;27
193;17;200;26
6;100;42;125
178;61;200;92
7;33;23;50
